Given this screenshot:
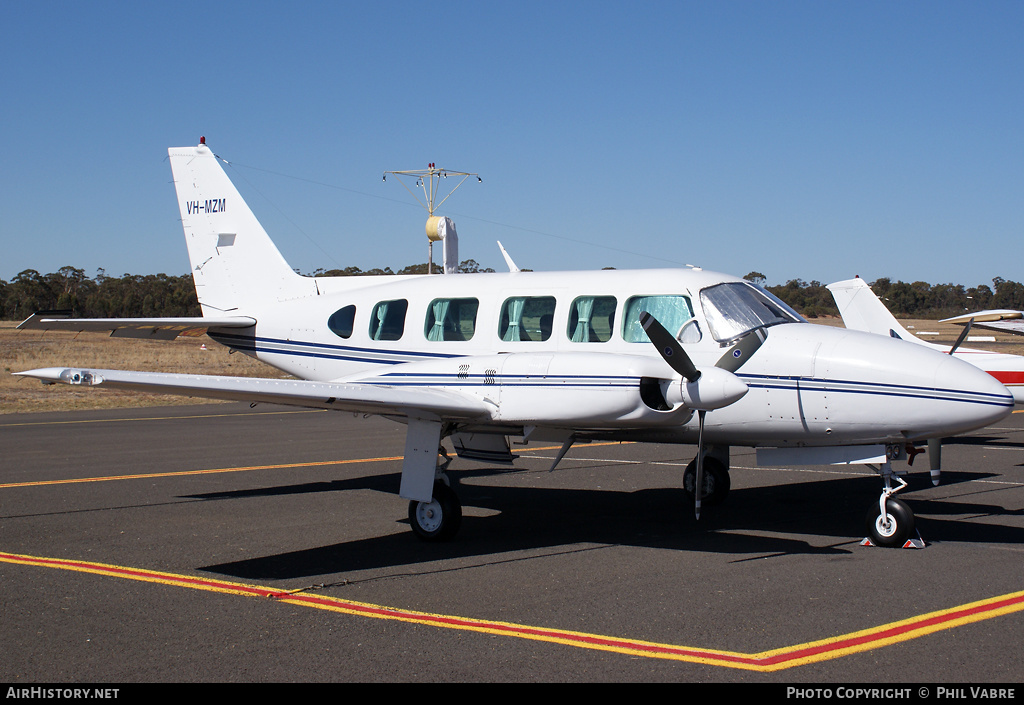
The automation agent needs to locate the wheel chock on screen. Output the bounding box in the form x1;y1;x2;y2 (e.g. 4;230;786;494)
860;532;926;549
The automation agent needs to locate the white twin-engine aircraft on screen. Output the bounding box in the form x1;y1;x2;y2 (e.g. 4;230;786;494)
16;142;1015;548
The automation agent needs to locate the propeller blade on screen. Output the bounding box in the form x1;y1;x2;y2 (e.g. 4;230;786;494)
715;328;766;372
694;409;706;520
948;319;973;356
639;311;700;382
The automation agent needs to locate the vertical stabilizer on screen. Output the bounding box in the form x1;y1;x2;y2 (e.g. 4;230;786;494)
827;277;921;343
169;142;312;315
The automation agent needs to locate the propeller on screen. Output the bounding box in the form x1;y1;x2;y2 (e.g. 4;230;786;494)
639;311;701;382
948;318;973;356
639;312;761;518
715;327;767;372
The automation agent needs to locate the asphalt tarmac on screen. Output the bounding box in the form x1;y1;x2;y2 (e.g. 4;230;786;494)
1;403;1023;684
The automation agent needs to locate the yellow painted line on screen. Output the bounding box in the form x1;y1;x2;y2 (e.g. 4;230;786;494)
2;549;1022;671
0;442;627;490
0;456;403;489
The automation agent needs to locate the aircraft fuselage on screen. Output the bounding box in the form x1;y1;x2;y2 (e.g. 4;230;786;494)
208;267;1013;448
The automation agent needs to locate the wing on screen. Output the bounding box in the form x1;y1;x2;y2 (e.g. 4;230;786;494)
17;311;256;340
13;367;491;419
940;310;1024;336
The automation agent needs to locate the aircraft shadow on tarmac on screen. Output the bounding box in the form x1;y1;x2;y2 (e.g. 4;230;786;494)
944;434;1024;449
191;465;1024;581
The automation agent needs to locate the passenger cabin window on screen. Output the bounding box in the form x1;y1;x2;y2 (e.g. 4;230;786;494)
327;305;356;339
622;295;696;343
369;299;408;341
567;296;616;342
499;296;556;342
424;298;479;341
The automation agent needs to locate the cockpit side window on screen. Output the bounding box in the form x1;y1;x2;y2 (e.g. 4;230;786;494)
567;296;617;342
424;298;479;341
369;299;409;341
622;295;695;343
327;305;356;339
699;282;804;343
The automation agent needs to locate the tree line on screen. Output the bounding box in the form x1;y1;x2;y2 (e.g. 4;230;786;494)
748;272;1024;320
0;261;494;321
3;265;1022;321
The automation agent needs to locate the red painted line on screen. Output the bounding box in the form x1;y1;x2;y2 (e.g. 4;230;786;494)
4;550;1023;671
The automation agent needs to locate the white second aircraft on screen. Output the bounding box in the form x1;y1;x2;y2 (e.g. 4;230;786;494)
16;142;1015;548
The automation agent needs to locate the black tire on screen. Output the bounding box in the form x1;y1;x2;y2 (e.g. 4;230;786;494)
683;457;731;507
408;481;462;541
865;497;915;547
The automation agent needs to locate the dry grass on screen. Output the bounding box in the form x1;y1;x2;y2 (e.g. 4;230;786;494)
814;315;1024;355
5;316;1024;415
1;321;289;414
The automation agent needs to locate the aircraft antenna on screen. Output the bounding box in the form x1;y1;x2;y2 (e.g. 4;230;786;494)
383;164;481;274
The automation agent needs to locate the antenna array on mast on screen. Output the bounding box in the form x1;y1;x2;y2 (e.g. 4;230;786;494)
383;164;481;274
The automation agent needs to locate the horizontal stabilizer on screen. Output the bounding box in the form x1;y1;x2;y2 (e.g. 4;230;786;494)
940;310;1024;336
13;367;490;419
17;311;256;340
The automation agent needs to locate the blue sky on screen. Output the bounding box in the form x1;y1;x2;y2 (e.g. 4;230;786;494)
2;1;1021;288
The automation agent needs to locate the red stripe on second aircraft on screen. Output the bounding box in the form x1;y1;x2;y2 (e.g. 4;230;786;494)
988;371;1024;385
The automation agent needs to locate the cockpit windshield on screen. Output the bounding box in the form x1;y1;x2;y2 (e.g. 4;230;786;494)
699;282;805;343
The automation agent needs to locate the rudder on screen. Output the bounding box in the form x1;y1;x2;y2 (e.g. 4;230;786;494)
827;277;919;342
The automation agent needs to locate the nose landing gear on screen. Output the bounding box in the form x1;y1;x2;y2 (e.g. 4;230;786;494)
864;459;924;548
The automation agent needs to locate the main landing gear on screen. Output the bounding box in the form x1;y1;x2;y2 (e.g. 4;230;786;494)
407;447;462;542
409;479;462;541
683;456;731;507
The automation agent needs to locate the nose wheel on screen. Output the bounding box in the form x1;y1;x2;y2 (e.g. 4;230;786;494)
866;496;915;547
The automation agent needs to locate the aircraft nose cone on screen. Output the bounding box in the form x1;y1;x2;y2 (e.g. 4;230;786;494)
833;328;1014;439
932;349;1015;433
758;325;1014;444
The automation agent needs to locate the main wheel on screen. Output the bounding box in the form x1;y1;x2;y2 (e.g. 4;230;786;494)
683;457;731;506
409;481;462;542
865;497;915;547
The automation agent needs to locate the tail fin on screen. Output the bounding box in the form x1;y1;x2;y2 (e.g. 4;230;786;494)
826;277;921;343
169;142;313;316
